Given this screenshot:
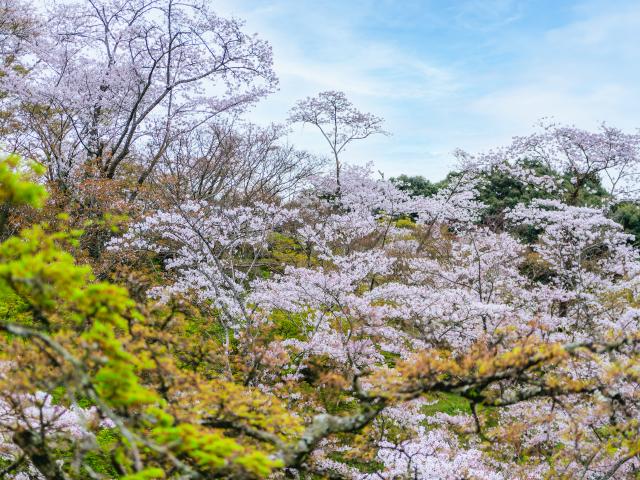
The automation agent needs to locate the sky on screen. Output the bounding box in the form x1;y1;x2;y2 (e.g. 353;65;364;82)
215;0;640;180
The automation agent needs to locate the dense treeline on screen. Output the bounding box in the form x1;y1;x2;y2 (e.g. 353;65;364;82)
2;1;640;479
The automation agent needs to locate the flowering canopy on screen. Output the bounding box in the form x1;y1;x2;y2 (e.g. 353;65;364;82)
1;1;640;478
103;160;640;479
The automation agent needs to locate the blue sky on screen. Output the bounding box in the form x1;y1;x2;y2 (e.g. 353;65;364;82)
216;0;640;180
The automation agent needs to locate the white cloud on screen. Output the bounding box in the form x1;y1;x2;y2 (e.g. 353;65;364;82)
467;1;640;138
218;0;640;180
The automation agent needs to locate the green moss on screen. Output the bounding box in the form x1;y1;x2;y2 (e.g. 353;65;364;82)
394;217;415;229
268;232;308;268
422;392;472;416
322;395;359;415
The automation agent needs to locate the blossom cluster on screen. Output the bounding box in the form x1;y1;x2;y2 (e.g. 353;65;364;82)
109;161;640;479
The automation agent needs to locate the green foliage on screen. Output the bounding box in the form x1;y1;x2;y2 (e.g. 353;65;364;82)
82;429;121;477
0;280;30;324
474;160;558;226
611;201;640;246
0;153;47;208
269;309;307;340
0;156;282;479
0;224;90;318
0;153;47;238
394;160;615;233
379;348;401;367
121;469;166;480
560;171;610;206
391;174;441;198
186;310;229;344
0;218;153;419
151;422;282;477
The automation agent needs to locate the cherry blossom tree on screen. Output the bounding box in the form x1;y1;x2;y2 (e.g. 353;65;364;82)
149;121;325;204
464;121;640;203
1;0;277;188
0;0;38;70
289;91;387;190
104;156;640;478
3;5;640;472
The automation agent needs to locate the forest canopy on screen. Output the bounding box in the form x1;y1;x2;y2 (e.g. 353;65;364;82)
2;1;640;479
